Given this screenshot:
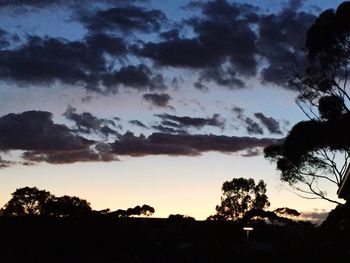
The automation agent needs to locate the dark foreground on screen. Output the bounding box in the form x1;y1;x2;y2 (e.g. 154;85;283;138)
0;216;348;263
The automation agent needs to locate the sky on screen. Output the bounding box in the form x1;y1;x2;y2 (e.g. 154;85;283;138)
0;0;346;222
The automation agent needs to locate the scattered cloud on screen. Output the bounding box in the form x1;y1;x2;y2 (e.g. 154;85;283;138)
233;107;263;135
78;6;167;34
151;125;187;134
111;131;282;157
156;113;225;130
129;120;148;129
103;64;167;91
233;107;284;136
0;110;120;165
134;0;315;89
257;0;315;87
254;112;282;135
23;143;118;164
240;148;263;157
142;93;172;108
0;0;318;92
193;81;208;91
0;0;148;11
300;209;329;224
0;110;93;151
245;117;264;135
0;35;167;93
63;106;118;136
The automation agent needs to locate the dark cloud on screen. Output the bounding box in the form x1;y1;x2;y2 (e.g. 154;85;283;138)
191;3;258;76
0;35;124;92
160;120;182;128
0;0;318;92
101;126;119;136
137;38;215;68
143;93;172;107
111;131;282;157
129;120;148;129
232;106;245;117
151;125;187;134
200;0;241;19
156;113;225;129
0;36;103;87
78;6;166;34
134;0;316;89
63;106;118;136
287;0;305;11
245;117;264;135
159;29;180;40
257;0;315;87
23;142;117;164
254;112;282;135
0;110;93;151
0;109;280;164
232;107;263;135
103;64;167;91
152;118;189;134
193;81;208;91
136;0;258;88
0;0;148;9
0;34;168;93
0;157;15;168
199;67;244;88
0;28;11;49
85;33;127;55
182;1;205;10
0;110;119;165
240;148;263;157
0;0;74;9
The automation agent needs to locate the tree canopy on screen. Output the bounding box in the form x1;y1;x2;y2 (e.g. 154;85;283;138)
1;186;155;218
111;204;155;217
42;195;92;217
214;177;270;221
2;187;52;216
265;1;350;204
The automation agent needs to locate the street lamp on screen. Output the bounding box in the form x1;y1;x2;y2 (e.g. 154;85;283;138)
243;226;254;244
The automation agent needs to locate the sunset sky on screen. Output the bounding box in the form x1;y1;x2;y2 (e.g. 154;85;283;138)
0;0;345;221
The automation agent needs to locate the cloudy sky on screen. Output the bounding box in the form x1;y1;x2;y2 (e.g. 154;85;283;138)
0;0;344;220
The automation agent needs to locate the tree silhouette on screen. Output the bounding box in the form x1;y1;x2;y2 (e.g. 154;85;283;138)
322;200;350;231
168;214;195;221
0;186;156;219
111;204;155;217
274;207;300;217
2;187;52;216
139;204;155;216
265;2;350;204
214;178;270;221
42;195;92;217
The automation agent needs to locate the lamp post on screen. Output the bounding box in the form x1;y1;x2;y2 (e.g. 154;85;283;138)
243;227;254;244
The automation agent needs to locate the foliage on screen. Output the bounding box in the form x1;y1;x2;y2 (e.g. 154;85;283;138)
321;200;350;232
1;186;155;218
274;207;300;217
42;195;92;217
265;2;350;204
214;177;270;221
2;187;52;216
111;204;155;217
168;214;195;221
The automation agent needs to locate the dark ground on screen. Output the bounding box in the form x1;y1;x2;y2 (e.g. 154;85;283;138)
0;216;348;263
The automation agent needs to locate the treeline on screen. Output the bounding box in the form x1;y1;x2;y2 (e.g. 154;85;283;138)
0;186;155;218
